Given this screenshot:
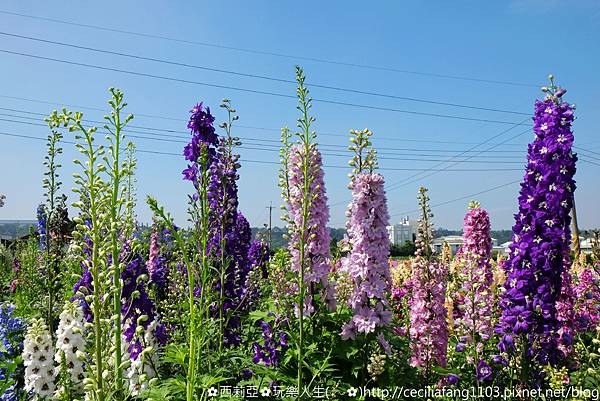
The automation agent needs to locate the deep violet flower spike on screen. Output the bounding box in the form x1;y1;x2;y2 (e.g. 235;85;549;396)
497;82;577;366
182;102;217;180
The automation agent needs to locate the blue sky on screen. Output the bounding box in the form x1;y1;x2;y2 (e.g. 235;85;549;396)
0;1;599;230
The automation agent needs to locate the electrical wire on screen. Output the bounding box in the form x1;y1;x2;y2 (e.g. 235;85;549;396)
0;10;540;88
0;31;530;116
0;49;533;126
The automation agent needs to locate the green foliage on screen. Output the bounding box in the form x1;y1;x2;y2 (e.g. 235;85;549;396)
390;241;417;257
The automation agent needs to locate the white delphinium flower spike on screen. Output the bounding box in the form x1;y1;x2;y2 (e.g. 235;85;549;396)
23;318;56;399
54;300;87;396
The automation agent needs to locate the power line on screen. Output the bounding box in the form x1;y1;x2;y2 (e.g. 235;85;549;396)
0;108;529;159
327;119;530;207
0;49;533;126
0;117;526;165
5;107;594;168
0;130;526;172
0;31;530;116
388;127;531;191
389;180;522;218
3;127;596;170
575;146;600;160
0;96;531;147
0;10;540;88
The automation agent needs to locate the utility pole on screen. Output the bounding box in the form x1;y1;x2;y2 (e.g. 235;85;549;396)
266;202;273;250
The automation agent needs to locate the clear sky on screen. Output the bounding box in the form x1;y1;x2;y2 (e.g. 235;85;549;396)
0;0;599;230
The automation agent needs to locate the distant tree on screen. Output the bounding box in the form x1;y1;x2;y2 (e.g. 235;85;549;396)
390;240;417;257
0;194;5;208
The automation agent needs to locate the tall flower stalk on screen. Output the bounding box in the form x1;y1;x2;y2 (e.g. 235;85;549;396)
105;88;135;398
497;77;577;376
209;99;253;349
340;128;392;340
148;101;217;401
455;201;494;339
454;201;494;383
39;120;67;333
409;187;448;375
53;88;135;401
282;66;332;396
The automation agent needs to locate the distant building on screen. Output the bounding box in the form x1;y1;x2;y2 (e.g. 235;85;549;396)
489;238;595;258
432;235;499;254
432;235;463;254
580;237;594;255
387;216;417;246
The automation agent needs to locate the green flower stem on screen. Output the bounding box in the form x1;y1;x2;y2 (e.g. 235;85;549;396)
295;66;314;400
148;147;211;401
75;119;106;401
107;89;126;398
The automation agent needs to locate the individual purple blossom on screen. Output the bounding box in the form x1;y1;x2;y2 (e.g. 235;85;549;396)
476;360;492;382
340;173;392;339
286;143;331;313
497;83;577;367
446;373;460;386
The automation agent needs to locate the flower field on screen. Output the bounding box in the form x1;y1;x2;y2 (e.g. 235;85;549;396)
0;68;599;401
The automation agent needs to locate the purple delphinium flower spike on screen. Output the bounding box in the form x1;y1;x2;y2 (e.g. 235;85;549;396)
497;83;577;367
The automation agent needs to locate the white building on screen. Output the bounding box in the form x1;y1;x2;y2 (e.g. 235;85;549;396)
497;241;512;256
432;235;499;254
580;237;595;255
387;216;417;246
432;235;463;254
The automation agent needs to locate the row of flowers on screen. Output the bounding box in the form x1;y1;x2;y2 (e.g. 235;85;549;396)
1;72;599;401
